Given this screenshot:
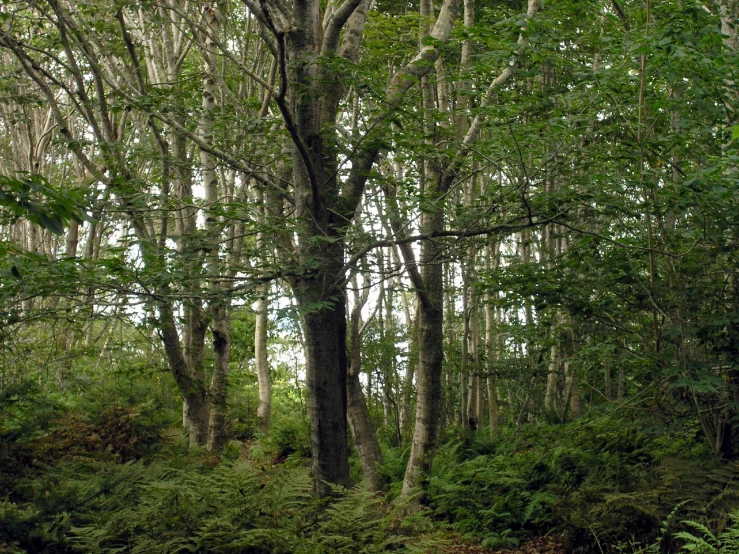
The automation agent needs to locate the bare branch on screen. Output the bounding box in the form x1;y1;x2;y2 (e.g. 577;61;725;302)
241;0;279;56
341;212;566;282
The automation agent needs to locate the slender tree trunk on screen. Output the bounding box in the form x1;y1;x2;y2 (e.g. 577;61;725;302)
486;241;500;438
545;337;560;415
402;171;448;496
208;305;230;452
401;295;418;440
401;0;536;491
379;255;393;427
255;282;272;433
467;303;481;429
158;301;210;447
254;182;272;433
384;273;401;444
459;263;469;426
347;274;384;491
65;221;79;258
567;361;583;417
201;1;230;452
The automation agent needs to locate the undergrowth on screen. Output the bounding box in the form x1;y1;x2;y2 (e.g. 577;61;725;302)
1;455;448;553
4;381;739;553
0;384;436;553
426;418;739;553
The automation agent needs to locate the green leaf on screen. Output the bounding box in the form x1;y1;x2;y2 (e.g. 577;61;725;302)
38;213;65;235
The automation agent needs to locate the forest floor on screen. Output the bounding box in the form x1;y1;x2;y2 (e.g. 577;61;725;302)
5;388;739;553
442;534;569;554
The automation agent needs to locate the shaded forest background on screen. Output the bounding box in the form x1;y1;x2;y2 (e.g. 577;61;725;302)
2;0;739;551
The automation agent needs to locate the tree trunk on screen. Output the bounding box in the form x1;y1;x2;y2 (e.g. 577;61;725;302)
208;305;230;452
266;0;457;494
255;282;272;433
347;277;384;491
545;339;560;415
485;241;500;437
467;304;482;429
565;361;583;418
200;1;229;452
294;271;351;493
183;395;210;447
459;263;469;426
402;174;447;496
65;220;79;258
402;293;444;494
401;295;418;440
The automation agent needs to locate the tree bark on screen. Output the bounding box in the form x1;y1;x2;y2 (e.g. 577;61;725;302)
208;305;230;452
255;282;272;433
252;0;459;493
347;273;385;491
296;275;351;493
402;170;448;496
200;1;229;452
486;241;500;438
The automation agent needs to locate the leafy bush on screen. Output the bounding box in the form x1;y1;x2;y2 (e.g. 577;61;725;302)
429;435;560;549
31;403;163;464
0;381;62;492
249;411;311;465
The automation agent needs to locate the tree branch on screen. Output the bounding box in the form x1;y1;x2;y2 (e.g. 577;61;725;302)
321;0;364;55
341;212;564;280
241;0;279;56
260;0;321;216
338;0;461;220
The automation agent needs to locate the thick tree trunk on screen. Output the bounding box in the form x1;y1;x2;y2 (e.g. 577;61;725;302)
183;396;210;447
268;0;457;494
183;310;211;448
294;271;351;494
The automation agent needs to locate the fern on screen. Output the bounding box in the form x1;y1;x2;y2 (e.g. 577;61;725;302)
46;458;430;553
672;511;739;553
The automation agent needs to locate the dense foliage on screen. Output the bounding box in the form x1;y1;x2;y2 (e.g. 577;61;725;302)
2;0;739;551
